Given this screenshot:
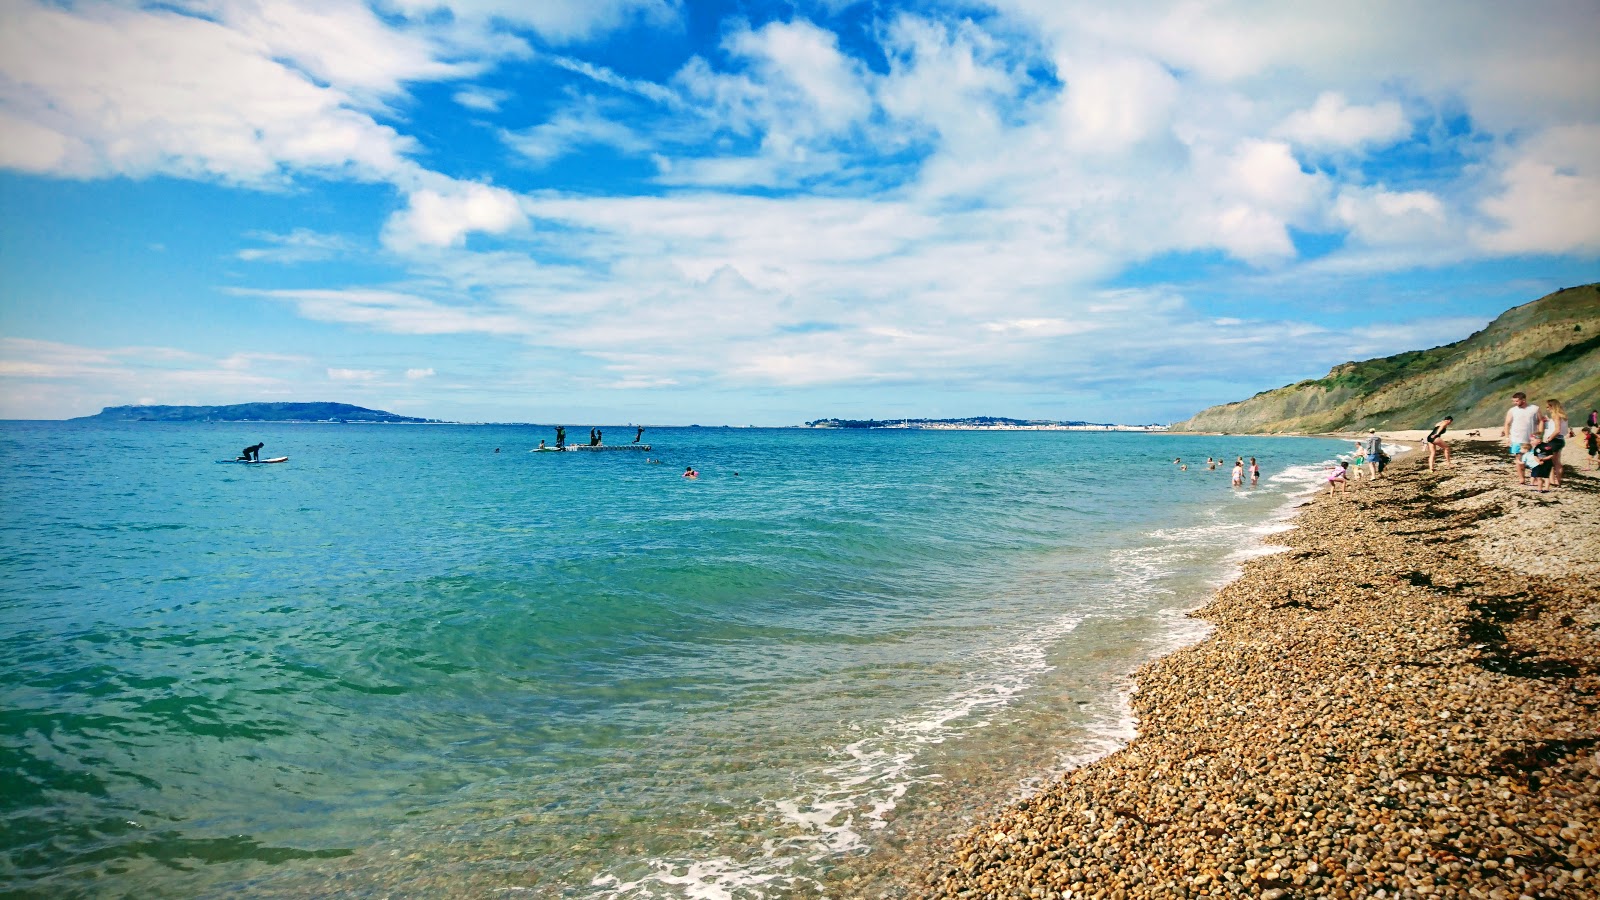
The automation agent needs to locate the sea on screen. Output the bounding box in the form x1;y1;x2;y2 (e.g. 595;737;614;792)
0;422;1351;898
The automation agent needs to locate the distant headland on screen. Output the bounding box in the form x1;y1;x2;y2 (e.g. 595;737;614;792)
805;416;1168;431
71;402;442;424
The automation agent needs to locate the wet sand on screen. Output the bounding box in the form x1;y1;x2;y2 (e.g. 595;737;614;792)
919;441;1599;899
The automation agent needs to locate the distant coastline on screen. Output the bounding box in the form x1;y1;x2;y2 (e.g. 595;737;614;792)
805;417;1169;432
70;403;442;424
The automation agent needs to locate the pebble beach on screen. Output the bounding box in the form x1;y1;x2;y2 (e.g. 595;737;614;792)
920;440;1599;900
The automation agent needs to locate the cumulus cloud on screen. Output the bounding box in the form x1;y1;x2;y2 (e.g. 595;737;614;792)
406;367;437;380
1474;124;1600;255
381;180;528;251
0;1;447;183
1277;92;1409;150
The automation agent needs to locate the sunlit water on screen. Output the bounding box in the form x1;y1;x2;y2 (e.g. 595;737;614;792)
0;423;1348;897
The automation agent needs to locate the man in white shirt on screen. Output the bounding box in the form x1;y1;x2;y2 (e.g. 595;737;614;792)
1501;392;1541;484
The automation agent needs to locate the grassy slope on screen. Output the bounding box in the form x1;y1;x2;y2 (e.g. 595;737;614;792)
1173;283;1600;433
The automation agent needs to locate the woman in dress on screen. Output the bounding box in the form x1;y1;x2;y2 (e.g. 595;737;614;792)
1424;415;1453;472
1541;399;1570;487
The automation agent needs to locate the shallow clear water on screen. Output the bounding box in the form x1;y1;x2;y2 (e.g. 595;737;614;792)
0;423;1346;897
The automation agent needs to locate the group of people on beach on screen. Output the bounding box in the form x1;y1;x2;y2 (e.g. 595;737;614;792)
1323;393;1594;497
1173;456;1260;487
1501;393;1586;492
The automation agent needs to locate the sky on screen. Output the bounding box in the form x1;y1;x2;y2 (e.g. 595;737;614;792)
1;1;1597;426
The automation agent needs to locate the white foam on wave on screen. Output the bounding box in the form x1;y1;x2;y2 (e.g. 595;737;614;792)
592;452;1342;899
594;613;1090;899
1050;455;1335;777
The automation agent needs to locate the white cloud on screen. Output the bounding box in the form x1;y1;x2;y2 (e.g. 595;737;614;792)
1334;186;1452;248
1055;54;1180;153
454;86;511;112
382;180;528;250
877;15;1019;155
506;104;652;165
0;1;454;184
670;19;872;182
238;229;358;263
406;367;436;380
383;0;678;44
238;287;525;335
1474;124;1600;255
0;337;310;417
327;367;383;382
1277;92;1409;150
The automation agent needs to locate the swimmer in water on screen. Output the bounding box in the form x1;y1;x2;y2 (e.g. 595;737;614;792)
683;466;698;478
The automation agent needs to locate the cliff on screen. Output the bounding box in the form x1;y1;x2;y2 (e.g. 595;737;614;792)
1171;283;1600;433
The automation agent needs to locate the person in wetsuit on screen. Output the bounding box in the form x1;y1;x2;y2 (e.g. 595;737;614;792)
634;426;644;443
240;442;264;462
555;426;566;449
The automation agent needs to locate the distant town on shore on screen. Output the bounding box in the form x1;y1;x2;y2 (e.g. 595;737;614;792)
804;417;1169;431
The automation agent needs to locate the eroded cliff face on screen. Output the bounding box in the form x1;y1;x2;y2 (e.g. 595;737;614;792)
1172;284;1600;433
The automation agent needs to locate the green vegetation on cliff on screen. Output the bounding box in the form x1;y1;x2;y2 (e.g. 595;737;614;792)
1172;284;1600;433
72;402;439;423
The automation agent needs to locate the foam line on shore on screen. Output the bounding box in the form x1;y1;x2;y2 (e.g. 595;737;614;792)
922;443;1600;898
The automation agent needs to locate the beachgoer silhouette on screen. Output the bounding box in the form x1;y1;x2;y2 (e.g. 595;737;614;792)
555;426;566;449
240;442;264;462
634;426;644;443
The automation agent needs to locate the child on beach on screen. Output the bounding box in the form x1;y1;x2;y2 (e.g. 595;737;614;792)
1326;460;1348;497
1231;459;1244;487
1524;443;1555;492
1584;426;1598;470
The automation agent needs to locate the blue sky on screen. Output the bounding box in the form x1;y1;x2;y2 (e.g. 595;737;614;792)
1;0;1596;425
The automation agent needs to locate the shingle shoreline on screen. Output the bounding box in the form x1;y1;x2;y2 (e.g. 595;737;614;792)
920;442;1600;900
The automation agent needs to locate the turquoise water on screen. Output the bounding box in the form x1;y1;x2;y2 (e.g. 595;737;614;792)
0;423;1347;898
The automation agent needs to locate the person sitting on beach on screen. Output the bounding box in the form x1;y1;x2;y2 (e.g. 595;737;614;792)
1231;458;1244;487
1249;457;1260;485
1424;415;1453;472
239;442;264;462
1584;426;1598;470
1326;460;1348;497
683;466;698;479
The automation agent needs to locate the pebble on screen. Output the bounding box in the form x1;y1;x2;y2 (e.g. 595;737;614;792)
918;443;1600;899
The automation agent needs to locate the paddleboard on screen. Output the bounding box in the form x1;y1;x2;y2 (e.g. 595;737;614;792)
231;456;289;464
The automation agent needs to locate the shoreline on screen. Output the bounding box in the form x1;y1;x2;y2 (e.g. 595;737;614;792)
919;441;1599;899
